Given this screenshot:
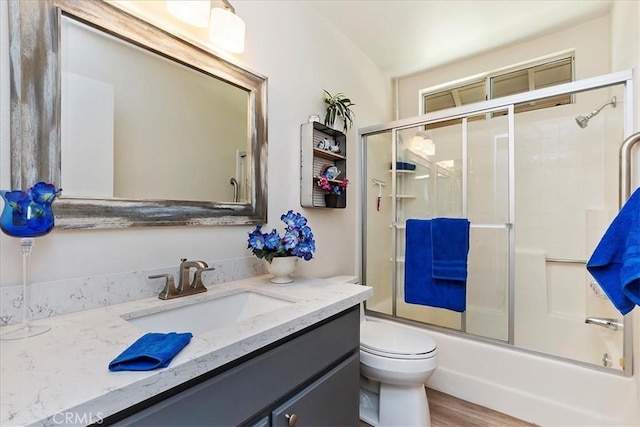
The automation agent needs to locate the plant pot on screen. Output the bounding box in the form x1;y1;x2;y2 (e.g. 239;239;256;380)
325;194;339;208
265;256;298;284
324;193;346;208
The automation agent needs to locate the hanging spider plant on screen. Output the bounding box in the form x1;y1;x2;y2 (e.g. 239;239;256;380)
323;90;355;133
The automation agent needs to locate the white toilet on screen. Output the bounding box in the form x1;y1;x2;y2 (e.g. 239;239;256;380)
328;276;438;427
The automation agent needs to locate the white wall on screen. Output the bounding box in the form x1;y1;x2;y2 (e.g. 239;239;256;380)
397;15;611;119
0;2;391;287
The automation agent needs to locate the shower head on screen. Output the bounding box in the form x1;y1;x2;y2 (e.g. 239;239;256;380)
575;115;589;128
575;96;617;128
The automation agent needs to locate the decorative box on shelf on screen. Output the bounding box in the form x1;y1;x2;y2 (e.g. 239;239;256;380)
300;121;347;208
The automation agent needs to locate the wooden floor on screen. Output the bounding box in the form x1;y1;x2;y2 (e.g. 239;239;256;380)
360;388;537;427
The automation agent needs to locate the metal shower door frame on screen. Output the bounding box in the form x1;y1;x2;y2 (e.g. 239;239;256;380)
360;69;635;377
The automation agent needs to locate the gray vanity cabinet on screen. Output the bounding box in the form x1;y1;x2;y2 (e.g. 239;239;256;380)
109;306;360;426
271;353;359;426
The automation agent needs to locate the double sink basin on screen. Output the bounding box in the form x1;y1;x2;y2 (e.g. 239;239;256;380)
121;288;297;335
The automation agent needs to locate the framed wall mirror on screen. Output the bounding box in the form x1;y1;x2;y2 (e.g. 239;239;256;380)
8;0;267;228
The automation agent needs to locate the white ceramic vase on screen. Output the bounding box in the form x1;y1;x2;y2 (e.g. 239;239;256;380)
266;256;298;284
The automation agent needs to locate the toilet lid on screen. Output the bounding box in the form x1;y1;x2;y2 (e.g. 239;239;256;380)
361;321;437;359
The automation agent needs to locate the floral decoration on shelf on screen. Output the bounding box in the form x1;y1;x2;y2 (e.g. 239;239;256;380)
317;176;349;195
317;165;348;195
247;210;316;263
0;182;62;238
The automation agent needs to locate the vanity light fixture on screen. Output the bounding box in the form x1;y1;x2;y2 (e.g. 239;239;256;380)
209;0;245;53
165;0;211;28
165;0;245;53
409;130;435;157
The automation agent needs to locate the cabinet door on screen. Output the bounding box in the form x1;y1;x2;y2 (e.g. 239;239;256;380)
272;353;359;427
249;416;269;427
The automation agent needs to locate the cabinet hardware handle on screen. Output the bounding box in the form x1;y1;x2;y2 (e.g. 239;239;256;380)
285;413;298;426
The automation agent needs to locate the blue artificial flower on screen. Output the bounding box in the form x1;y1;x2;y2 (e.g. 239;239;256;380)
247;211;315;262
300;225;313;240
282;229;300;250
264;229;281;250
281;210;307;229
292;239;315;260
247;225;266;250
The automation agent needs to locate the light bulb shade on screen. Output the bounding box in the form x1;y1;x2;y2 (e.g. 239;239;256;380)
409;132;435;157
166;0;211;28
209;7;245;53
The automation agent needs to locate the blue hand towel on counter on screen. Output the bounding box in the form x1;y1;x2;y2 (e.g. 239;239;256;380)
431;218;471;281
404;219;468;312
587;188;640;315
109;332;193;372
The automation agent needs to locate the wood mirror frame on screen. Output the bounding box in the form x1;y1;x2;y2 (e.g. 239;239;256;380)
8;0;267;228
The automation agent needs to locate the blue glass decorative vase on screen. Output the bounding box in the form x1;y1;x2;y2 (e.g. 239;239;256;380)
0;182;61;340
0;182;61;238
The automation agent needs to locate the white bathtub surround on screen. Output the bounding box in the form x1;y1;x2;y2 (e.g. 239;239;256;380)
0;256;266;327
0;276;372;426
370;317;638;427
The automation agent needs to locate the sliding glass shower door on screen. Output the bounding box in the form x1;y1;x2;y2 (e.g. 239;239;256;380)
361;72;632;373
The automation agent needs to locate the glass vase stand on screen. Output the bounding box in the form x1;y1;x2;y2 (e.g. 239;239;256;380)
0;238;51;340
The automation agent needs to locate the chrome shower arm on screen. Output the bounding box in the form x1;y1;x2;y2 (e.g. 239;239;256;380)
575;96;617;128
587;96;617;119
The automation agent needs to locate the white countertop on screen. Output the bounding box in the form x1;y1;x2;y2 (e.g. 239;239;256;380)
0;276;372;427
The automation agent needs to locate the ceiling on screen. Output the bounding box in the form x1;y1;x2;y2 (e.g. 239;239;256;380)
308;0;614;78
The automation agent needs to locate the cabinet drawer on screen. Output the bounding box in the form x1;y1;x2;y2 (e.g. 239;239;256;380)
111;306;359;426
272;352;360;427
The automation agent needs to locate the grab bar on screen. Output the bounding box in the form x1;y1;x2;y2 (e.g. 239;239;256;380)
619;131;639;377
230;177;239;202
619;131;640;207
585;317;623;331
545;258;586;264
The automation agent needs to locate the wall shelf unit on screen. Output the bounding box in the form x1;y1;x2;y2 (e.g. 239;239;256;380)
300;121;347;208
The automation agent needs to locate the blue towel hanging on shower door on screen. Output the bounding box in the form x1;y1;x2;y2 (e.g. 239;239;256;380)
431;218;471;281
404;218;469;312
587;187;640;315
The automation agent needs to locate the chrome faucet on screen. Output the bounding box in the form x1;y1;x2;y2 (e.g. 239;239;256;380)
149;259;215;300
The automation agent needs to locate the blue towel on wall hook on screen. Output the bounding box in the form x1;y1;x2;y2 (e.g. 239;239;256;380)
587;187;640;315
108;332;193;372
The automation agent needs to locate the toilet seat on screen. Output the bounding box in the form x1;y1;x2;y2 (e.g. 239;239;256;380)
360;321;437;360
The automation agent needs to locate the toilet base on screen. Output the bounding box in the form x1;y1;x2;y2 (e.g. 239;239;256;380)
359;377;431;427
359;387;380;426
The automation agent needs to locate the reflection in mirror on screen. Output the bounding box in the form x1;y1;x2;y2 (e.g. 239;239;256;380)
9;0;267;228
61;16;250;203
